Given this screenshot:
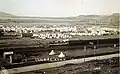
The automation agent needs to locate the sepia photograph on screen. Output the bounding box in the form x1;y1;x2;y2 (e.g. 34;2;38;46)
0;0;119;74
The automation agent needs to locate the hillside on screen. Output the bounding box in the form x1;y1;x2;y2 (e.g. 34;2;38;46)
0;11;15;17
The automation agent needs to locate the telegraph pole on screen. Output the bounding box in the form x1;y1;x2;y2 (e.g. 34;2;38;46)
94;46;96;56
84;46;86;62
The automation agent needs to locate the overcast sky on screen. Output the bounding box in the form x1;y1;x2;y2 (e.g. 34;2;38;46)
0;0;120;17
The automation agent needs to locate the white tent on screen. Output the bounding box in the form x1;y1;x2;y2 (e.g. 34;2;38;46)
58;52;65;58
49;50;56;55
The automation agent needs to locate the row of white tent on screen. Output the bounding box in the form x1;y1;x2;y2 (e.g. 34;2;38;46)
32;33;72;39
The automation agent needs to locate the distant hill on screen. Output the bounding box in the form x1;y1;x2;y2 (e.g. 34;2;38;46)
0;11;119;26
108;13;120;26
0;11;15;17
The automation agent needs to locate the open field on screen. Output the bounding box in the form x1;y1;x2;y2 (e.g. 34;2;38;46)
0;53;119;74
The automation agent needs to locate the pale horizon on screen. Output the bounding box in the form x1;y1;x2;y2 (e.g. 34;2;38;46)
0;0;120;17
